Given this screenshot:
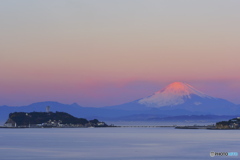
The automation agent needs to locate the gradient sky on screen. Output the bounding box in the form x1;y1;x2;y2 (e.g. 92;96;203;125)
1;0;240;107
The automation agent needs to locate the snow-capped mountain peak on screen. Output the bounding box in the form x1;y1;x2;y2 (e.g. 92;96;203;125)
138;82;212;107
157;82;210;98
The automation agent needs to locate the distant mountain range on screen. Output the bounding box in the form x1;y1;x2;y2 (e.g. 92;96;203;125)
107;82;240;115
0;82;240;124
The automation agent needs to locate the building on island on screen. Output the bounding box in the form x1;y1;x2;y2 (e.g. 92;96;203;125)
4;118;17;127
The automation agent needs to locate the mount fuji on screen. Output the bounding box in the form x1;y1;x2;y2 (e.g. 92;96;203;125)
105;82;239;115
139;82;213;107
1;82;239;123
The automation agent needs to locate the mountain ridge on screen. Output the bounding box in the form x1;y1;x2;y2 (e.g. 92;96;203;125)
0;82;239;123
139;82;214;107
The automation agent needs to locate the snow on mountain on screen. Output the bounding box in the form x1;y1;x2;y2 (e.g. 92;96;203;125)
138;82;213;107
1;82;239;123
105;82;238;116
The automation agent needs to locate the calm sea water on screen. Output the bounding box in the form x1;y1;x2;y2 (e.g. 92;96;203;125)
0;127;239;160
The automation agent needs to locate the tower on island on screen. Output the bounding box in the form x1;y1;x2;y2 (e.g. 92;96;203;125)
46;106;50;113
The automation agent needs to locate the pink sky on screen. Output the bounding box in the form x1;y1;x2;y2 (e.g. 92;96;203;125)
0;1;240;106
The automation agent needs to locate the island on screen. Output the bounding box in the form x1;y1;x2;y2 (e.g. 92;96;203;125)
4;111;110;128
175;117;240;129
215;117;240;129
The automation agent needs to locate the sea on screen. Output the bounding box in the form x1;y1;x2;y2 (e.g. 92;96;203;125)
0;124;239;160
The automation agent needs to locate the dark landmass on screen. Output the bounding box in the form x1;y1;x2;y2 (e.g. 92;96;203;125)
175;117;240;130
215;117;240;129
1;101;240;123
4;111;109;128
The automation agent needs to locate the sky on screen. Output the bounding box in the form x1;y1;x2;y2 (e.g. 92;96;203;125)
1;0;240;107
